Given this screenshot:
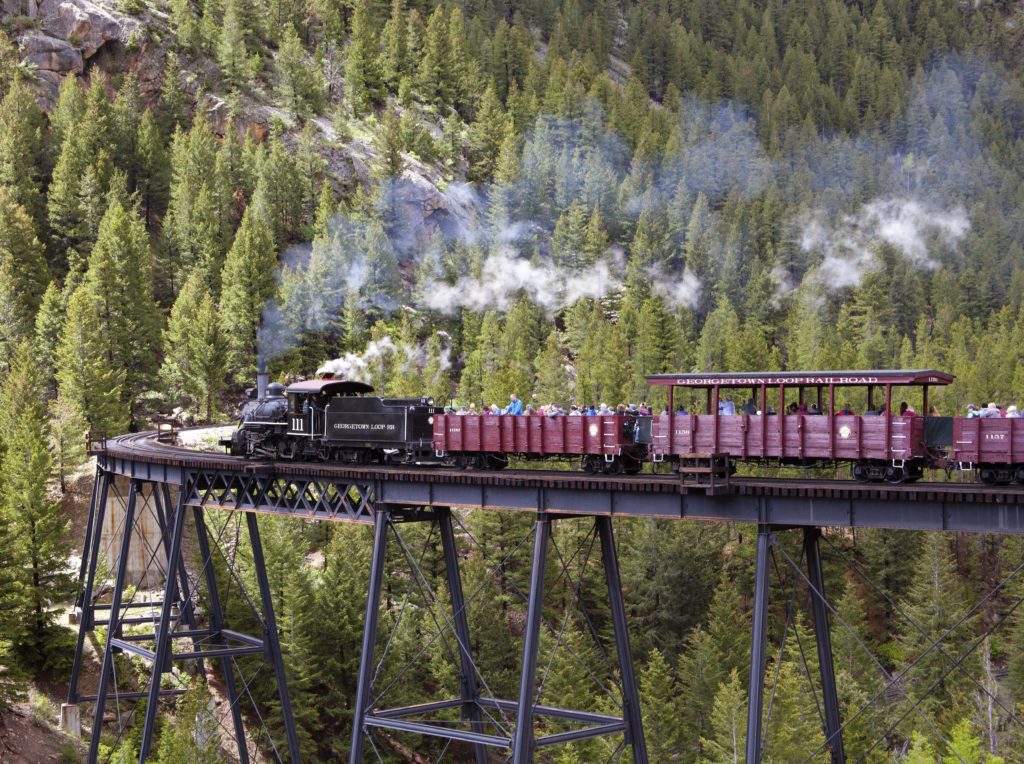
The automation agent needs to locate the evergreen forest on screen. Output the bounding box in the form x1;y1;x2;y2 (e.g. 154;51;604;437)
2;0;1024;759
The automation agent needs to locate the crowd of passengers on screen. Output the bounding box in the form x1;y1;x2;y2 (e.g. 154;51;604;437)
445;394;1023;418
447;394;655;417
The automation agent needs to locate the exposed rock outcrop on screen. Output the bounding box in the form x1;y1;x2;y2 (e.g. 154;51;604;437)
14;0;150;104
19;32;84;74
36;0;132;58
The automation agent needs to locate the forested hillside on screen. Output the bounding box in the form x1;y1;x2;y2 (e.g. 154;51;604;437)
2;0;1024;759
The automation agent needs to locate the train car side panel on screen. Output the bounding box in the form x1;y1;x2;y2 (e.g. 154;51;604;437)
954;418;1021;465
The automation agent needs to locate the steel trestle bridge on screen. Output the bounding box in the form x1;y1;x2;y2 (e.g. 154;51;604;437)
67;431;1024;763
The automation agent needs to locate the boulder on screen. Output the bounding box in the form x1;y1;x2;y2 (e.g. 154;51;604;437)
36;0;134;58
19;33;84;74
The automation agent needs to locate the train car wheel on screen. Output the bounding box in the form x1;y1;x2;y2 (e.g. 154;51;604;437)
885;465;906;484
604;459;624;475
1015;467;1024;484
978;468;998;485
852;463;871;483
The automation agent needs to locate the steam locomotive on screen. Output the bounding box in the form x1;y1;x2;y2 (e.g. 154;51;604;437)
223;377;444;465
223;369;1024;485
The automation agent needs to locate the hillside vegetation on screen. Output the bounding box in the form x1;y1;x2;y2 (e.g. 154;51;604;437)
2;0;1024;760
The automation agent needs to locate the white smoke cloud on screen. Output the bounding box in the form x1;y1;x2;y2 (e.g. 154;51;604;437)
649;264;702;310
316;332;453;383
421;246;626;315
800;197;970;290
316;337;397;382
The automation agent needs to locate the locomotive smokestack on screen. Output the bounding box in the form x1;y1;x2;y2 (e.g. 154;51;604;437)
257;358;269;400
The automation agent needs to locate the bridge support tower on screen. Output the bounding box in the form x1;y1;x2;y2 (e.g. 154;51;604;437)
67;469;301;764
348;507;649;763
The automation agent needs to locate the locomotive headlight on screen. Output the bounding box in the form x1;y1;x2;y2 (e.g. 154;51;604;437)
428;416;434;425
427;398;434;405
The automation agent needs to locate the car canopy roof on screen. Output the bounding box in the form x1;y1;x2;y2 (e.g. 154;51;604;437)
286;379;375;395
645;370;954;388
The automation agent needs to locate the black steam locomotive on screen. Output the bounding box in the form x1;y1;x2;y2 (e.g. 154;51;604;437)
222;377;443;464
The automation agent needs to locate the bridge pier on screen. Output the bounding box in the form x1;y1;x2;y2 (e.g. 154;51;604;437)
69;468;300;763
746;525;846;764
349;508;648;763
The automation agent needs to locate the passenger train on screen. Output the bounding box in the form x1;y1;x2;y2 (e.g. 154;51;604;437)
223;369;1023;485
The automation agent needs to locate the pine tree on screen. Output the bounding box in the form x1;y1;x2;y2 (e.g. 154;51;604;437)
56;287;127;436
417;7;451;106
0;187;50;371
135;110;169;230
468;84;509;182
220;208;278;385
373;107;405;178
276;25;325;118
359;220;403;320
898;534;978;736
345;0;384;115
84;196;161;420
162;271;228;421
0;77;46;223
250;131;305;246
639;649;687;760
217;0;249;87
700;668;747;764
49;74;86;158
0;341;74;669
380;0;407;90
0;507;26;709
534;329;574;406
34;281;64;401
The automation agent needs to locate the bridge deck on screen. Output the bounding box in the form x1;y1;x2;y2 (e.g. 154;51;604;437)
96;432;1024;533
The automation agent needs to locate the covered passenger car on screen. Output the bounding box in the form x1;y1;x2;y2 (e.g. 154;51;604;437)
644;370;955;483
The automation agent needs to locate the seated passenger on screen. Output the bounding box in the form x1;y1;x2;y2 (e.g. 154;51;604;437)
503;394;524;415
863;406;879;416
979;402;1001;418
569;405;581;416
965;404;979;417
808;403;820;415
787;402;799;414
1007;405;1020;418
928;405;940;416
798;402;808;414
719;396;736;415
838;403;854;416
